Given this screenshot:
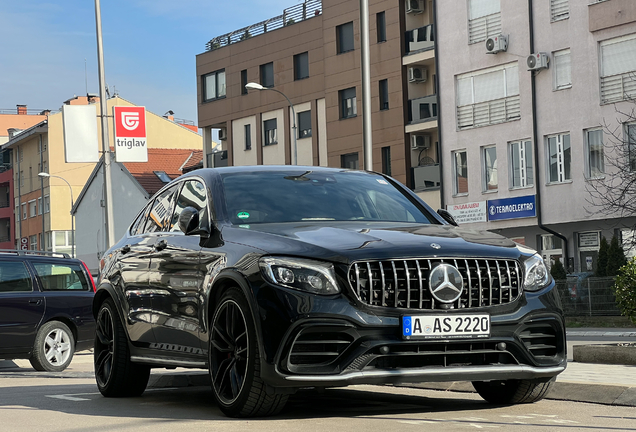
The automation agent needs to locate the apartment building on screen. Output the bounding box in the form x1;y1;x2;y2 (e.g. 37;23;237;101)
0;96;202;255
437;0;636;271
196;0;442;208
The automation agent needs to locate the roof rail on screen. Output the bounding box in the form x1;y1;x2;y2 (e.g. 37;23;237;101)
0;249;71;258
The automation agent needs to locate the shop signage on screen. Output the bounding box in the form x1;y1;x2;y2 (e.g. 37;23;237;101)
487;195;536;221
578;232;599;248
446;201;487;224
114;106;148;162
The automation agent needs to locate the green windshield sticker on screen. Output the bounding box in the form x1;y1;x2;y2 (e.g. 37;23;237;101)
237;212;250;219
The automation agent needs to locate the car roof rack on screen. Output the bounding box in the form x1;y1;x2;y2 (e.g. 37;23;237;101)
0;249;71;259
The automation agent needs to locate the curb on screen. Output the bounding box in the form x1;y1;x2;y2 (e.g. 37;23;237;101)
567;331;636;338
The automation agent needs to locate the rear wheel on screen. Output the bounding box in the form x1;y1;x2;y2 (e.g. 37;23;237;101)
94;298;150;397
472;377;556;404
30;321;75;372
209;288;288;417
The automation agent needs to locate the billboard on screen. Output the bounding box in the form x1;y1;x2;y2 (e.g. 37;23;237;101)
113;106;148;162
446;201;487;224
62;105;99;163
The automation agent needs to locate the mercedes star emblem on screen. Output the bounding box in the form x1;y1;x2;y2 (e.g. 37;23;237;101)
429;264;464;303
430;243;441;249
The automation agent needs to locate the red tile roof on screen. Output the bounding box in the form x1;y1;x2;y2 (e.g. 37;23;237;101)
123;148;201;195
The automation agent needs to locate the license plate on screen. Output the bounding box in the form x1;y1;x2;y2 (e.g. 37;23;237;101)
402;314;490;339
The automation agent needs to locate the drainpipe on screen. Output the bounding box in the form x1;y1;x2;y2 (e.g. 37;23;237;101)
432;0;444;209
528;0;569;269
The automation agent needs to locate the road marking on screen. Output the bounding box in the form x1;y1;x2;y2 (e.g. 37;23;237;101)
45;387;178;402
46;395;91;402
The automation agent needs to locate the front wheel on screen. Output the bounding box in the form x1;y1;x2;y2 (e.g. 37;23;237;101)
30;321;75;372
472;377;556;404
94;298;150;397
209;288;288;417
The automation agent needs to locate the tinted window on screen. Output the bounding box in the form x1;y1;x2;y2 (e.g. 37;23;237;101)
221;170;432;225
337;22;354;53
33;263;89;291
130;204;152;236
294;52;309;80
0;261;32;292
260;62;274;88
145;185;179;233
170;180;208;232
298;111;311;138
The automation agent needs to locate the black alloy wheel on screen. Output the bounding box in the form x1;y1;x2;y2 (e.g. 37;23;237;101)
95;299;150;397
472;377;556;404
209;288;287;417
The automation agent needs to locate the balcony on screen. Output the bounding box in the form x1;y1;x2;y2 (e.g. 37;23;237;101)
412;164;440;191
408;95;438;124
456;95;520;130
405;25;434;55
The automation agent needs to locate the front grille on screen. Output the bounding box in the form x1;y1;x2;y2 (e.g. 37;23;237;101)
519;325;558;358
349;258;522;310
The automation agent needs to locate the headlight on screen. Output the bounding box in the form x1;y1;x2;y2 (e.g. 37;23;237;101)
259;257;340;295
523;254;550;291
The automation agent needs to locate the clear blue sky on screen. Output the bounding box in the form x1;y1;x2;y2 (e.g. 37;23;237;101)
0;0;300;124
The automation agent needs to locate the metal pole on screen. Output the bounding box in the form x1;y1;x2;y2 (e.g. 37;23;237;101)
95;0;116;249
269;88;297;165
359;0;373;170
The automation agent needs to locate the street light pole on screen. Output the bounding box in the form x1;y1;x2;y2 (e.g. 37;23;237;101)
245;82;298;165
38;173;74;258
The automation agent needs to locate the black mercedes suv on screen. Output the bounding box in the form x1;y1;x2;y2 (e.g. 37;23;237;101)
94;166;566;417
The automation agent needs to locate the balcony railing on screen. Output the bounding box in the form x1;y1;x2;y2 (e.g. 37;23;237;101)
206;0;322;51
412;164;440;191
600;72;636;105
457;95;520;130
408;95;438;124
405;24;434;54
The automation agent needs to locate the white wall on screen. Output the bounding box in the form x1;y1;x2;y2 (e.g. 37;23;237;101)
232;116;257;166
317;98;328;166
262;109;285;165
291;102;312;165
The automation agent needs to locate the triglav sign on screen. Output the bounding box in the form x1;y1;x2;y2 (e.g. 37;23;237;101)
114;106;148;162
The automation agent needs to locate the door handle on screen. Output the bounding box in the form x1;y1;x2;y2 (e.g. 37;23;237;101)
121;245;131;254
29;299;42;306
154;239;168;251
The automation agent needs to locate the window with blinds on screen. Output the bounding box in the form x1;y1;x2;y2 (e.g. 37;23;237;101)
456;62;520;130
553;49;571;90
468;0;501;44
585;129;604;179
550;0;569;22
600;34;636;104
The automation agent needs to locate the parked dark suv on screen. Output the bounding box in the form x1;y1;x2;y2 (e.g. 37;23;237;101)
94;166;566;417
0;250;96;371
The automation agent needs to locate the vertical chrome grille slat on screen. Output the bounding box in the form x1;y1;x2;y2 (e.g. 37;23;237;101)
349;258;521;310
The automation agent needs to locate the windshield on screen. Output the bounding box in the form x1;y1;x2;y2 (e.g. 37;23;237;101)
221;170;434;225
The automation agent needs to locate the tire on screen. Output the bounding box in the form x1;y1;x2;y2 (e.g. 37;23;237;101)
29;321;75;372
94;298;150;397
472;377;556;404
209;288;288;417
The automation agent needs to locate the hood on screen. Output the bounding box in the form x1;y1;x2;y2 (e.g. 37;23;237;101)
223;222;521;264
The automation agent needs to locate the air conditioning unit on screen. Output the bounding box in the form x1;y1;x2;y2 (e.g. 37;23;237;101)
527;52;550;71
218;128;227;141
411;134;431;150
408;66;428;83
406;0;424;14
485;34;508;54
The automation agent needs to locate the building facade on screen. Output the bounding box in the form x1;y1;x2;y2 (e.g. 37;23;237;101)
437;0;636;271
196;0;442;209
0;96;202;256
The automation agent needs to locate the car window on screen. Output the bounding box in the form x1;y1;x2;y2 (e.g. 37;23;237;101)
130;203;152;236
33;263;89;291
145;185;179;233
0;261;33;292
170;180;208;232
221;170;432;225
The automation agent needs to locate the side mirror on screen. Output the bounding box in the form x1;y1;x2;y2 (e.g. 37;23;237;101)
178;206;210;237
437;208;458;226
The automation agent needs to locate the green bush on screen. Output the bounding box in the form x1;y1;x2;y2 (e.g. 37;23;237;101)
550;258;567;281
607;235;628;276
613;257;636;326
596;236;609;277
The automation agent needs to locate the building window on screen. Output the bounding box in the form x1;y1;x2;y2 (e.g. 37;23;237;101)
38;197;42;215
20;170;24;187
29;200;36;218
547;133;571;183
29;235;37;250
585;129;604;179
44;195;50;213
241;69;248;95
550;0;569;22
468;0;501;44
244;124;252;150
263;119;277;146
600;34;636;104
21;203;27;220
509;140;533;188
482;146;497;191
260;62;274;88
341;152;359;169
376;12;386;43
628;124;636;172
154;171;171;183
294;52;309;80
553;49;571;90
379;79;389;111
297;111;312;138
202;69;226;102
456;62;519;130
452;151;469;195
339;87;357;119
337;22;354;54
381;146;391;176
